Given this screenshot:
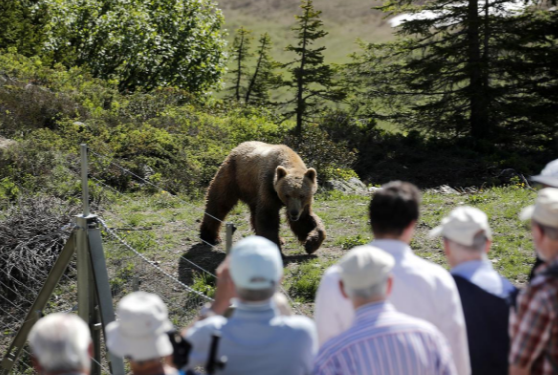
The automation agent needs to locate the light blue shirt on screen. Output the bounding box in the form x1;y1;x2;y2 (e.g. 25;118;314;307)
185;299;318;375
450;260;516;298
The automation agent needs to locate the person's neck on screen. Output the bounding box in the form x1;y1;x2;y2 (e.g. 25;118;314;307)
352;296;386;310
130;359;167;375
373;235;408;244
451;256;484;269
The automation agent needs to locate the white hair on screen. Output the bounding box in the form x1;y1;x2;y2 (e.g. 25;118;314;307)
28;313;91;373
344;277;389;301
446;233;489;263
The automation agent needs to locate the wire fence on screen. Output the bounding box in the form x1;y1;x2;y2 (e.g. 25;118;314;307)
0;145;306;374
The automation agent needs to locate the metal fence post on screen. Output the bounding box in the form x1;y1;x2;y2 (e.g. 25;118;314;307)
225;222;234;254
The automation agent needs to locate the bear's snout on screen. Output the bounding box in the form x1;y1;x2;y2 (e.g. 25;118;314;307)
289;209;301;221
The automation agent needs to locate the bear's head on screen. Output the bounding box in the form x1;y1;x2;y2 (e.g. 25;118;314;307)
274;166;317;222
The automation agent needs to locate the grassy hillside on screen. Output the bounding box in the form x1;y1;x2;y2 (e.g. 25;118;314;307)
217;0;396;64
100;185;536;316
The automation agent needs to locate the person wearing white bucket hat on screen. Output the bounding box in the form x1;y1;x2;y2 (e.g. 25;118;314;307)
106;292;179;375
184;235;317;375
430;206;516;375
509;188;558;375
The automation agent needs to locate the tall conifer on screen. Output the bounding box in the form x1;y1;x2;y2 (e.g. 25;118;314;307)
283;0;345;135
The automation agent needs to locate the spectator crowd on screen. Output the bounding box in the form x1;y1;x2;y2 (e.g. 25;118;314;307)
26;160;558;375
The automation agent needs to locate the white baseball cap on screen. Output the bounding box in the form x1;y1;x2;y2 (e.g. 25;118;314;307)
520;188;558;228
106;292;174;361
429;206;492;246
531;159;558;187
338;245;395;290
229;236;283;290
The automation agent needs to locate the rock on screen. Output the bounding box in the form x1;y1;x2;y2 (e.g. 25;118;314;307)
0;136;16;150
428;185;460;195
325;178;369;196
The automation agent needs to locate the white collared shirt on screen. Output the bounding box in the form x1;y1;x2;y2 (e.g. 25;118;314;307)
314;239;471;375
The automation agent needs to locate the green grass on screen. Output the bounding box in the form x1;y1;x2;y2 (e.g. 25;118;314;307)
100;185;537;313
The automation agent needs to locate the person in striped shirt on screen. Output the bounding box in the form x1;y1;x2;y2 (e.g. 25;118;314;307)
313;245;457;375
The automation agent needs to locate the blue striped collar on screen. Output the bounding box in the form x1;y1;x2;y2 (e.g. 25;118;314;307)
355;300;394;322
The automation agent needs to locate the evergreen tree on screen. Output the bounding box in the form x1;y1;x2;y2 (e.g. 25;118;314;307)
348;0;558;142
283;0;345;135
245;33;281;106
228;27;252;102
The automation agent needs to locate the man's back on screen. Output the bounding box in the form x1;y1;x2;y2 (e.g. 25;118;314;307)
186;300;317;375
314;240;470;375
313;302;457;375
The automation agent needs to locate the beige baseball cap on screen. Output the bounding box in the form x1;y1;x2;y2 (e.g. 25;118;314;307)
531;159;558;187
429;206;492;246
520;188;558;228
338;245;395;290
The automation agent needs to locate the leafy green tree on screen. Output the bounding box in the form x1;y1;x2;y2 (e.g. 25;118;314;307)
228;27;252;102
348;0;558;142
0;0;47;56
245;33;282;106
39;0;227;93
283;0;346;135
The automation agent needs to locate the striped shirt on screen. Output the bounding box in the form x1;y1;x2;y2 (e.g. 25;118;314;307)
313;301;457;375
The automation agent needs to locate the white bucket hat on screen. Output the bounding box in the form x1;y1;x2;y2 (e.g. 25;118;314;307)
229;236;283;290
429;206;492;247
520;188;558;228
338;245;395;291
531;159;558;187
106;292;174;361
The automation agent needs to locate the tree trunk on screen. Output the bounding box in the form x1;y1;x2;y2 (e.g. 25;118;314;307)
235;34;244;102
296;8;310;136
467;0;489;139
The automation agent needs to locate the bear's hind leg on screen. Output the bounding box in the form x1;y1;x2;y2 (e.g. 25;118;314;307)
288;211;326;254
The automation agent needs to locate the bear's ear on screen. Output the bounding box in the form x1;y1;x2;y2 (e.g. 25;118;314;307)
305;168;317;183
276;166;288;180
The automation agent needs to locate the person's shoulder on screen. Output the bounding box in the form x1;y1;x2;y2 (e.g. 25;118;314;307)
401;252;456;288
276;314;316;332
187;315;227;336
390;310;446;338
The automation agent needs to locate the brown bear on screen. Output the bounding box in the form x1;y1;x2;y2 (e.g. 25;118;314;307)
200;141;326;254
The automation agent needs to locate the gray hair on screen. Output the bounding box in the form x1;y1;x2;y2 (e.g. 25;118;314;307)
445;232;489;253
236;286;276;302
28;313;91;373
344;277;389;301
535;221;558;240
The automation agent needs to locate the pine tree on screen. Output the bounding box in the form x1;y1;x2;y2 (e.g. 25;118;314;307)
228;27;252;102
283;0;346;135
347;0;558;142
245;33;281;106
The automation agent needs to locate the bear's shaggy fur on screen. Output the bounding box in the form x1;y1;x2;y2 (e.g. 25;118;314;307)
200;141;326;254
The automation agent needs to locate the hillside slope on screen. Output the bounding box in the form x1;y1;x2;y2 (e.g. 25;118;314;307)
216;0;396;64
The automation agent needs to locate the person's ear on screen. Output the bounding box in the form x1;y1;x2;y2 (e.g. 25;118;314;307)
386;275;393;296
485;239;492;254
31;356;42;373
338;280;349;299
443;238;451;257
